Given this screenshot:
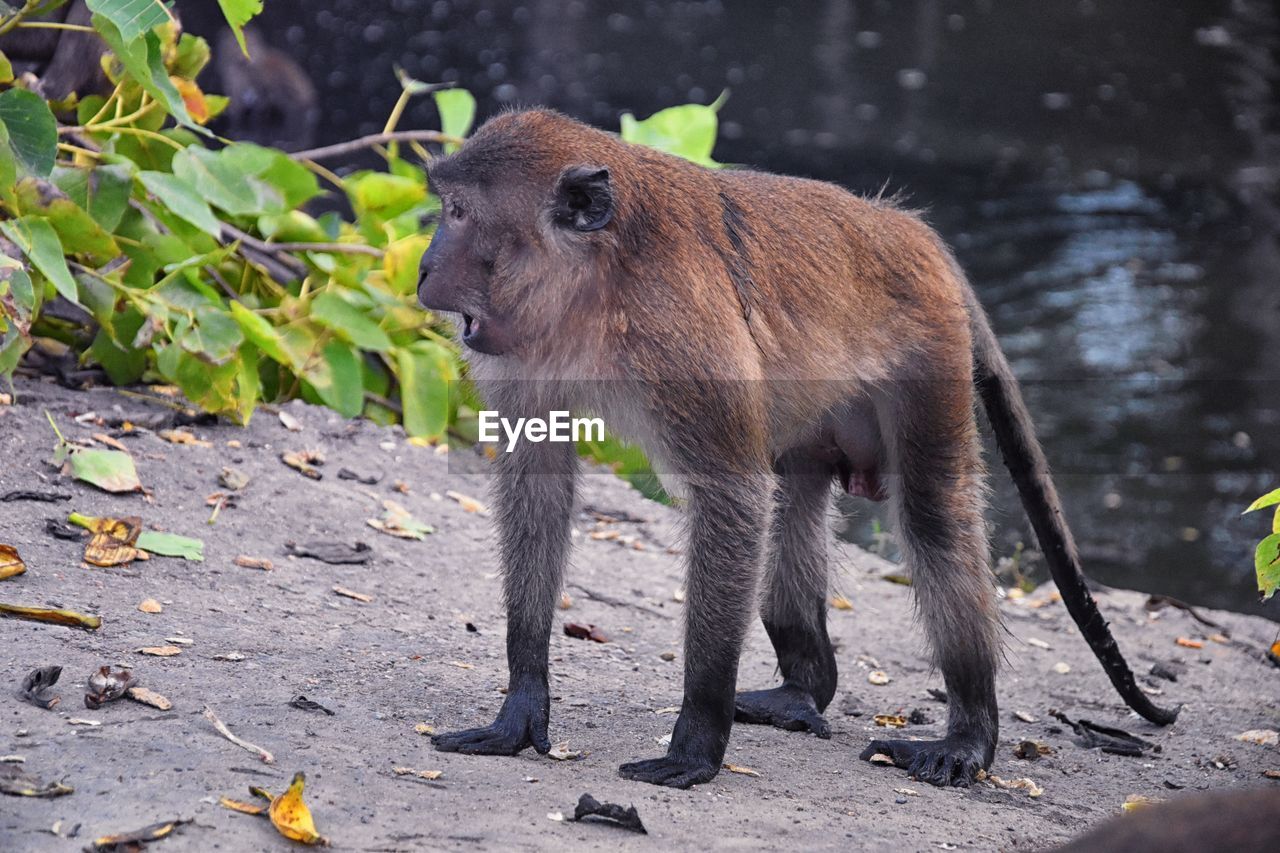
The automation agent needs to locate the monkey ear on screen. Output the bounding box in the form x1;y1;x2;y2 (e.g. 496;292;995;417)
554;166;613;232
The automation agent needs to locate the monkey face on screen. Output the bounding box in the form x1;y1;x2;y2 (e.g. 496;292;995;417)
417;137;615;359
416;187;510;355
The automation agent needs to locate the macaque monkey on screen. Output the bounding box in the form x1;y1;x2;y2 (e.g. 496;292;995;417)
416;109;1177;789
214;28;318;152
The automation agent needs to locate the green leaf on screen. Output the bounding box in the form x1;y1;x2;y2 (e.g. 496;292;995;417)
395;341;455;440
309;339;363;418
310;291;392;352
137;530;204;561
0;50;13;85
347;172;426;218
172;33;212;80
0;120;16;205
1245;488;1280;514
434;89;475;152
172;146;279;217
0;88;57;177
85;0;171;43
0;217;78;303
620;102;721;167
93;16;206;133
138;171;222;236
181;305;245;366
220;143;320;210
51;164;134;232
14;179;121;265
88;314;147;384
63;448;142;493
1256;533;1280;602
216;0;264;56
229;302;290;365
257;211;328;243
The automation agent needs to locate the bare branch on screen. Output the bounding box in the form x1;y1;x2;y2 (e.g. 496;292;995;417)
289;130;461;162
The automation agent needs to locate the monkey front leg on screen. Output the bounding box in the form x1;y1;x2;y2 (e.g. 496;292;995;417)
619;472;772;788
432;439;578;756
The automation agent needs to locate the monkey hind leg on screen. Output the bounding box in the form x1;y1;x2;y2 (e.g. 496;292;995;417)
860;380;1000;787
734;452;837;739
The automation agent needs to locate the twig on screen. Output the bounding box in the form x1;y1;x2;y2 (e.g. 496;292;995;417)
203;706;275;764
290;130;460;162
568;583;673;620
15;21;94;31
265;241;384;257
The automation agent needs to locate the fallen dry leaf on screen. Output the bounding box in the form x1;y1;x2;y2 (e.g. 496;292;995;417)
88;819;189;850
548;741;586;761
559;592;573;609
564;622;609;643
445;490;487;514
67;718;100;726
233;555;273;571
281;450;324;480
219;466;250;491
279;410;303;432
366;500;434;540
1121;794;1163;812
1052;662;1071;674
986;774;1044;798
1013;710;1038;723
0;769;73;798
267;771;327;846
413;723;435;736
126;687;172;711
71;514;142;567
894;787;919;797
0;545;27;580
449;661;474;670
0;603;101;629
867;670;891;685
159;429;211;448
1175;637;1204;649
164;637;194;646
589;529;620;541
137;646;182;657
1026;637;1051;650
333;586;373;603
874;714;908;728
91;433;128;452
830;595;854;611
1234;729;1279;747
220;796;267;816
393;767;443;780
723;763;760;778
137;598;162;614
213;651;246;661
868;752;895;765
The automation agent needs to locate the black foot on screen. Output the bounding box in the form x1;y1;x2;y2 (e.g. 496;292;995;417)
734;685;832;738
618;755;720;789
432;687;550;756
859;736;989;787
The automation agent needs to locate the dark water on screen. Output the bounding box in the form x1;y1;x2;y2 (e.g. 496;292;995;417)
182;1;1280;618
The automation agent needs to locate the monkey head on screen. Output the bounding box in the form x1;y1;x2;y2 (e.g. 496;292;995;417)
416;110;618;358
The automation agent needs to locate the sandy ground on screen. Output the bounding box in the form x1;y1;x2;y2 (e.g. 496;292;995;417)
0;376;1277;852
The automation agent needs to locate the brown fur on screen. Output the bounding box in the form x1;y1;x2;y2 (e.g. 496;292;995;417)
419;108;1170;789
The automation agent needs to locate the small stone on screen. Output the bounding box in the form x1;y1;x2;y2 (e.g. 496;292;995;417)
659;651;676;662
867;670;891;685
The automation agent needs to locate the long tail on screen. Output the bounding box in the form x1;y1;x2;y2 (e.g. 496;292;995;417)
966;291;1179;725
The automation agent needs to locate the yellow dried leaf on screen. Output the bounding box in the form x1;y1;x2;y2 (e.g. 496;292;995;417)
0;545;26;581
234;555;274;571
159;429;211;448
73;514;142;567
830;595;853;611
126;687;172;711
413;723;435;736
723;763;760;777
137;598;162;614
1121;794;1161;812
91;432;128;452
445;490;487;513
0;602;100;629
392;767;443;780
220;796;267;816
137;646;182;657
282;450;324;480
268;772;327;846
874;714;908;728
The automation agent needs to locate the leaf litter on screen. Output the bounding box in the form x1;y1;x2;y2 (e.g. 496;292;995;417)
19;666;62;709
84;666;137;709
0;545;27;580
366;499;434;539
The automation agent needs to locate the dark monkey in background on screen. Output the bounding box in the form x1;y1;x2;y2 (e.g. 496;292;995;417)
416;109;1177;790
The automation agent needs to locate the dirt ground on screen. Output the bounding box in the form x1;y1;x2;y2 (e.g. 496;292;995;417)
1;376;1277;852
